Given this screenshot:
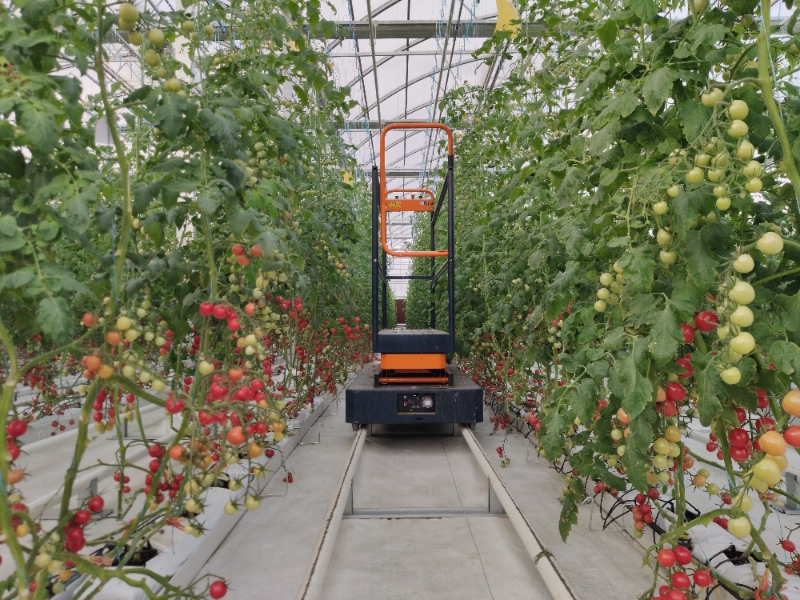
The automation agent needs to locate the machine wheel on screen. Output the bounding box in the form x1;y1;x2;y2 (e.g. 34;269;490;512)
352;423;360;432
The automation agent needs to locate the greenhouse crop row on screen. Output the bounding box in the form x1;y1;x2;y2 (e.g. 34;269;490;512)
2;0;800;598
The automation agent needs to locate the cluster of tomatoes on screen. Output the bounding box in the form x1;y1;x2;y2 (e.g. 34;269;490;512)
230;243;262;267
655;543;714;600
199;301;243;332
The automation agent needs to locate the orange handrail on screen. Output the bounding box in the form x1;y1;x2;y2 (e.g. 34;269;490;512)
379;123;453;258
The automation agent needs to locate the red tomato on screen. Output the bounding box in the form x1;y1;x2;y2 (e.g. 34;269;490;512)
657;549;676;568
87;496;104;513
209;580;227;599
672;545;692;565
729;428;749;448
680;323;695;344
784;426;800;448
694;311;718;332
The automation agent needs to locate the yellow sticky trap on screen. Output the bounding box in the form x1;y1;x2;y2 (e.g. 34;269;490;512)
343;170;353;185
495;0;521;38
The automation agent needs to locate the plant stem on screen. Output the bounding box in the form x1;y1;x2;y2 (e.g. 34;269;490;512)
757;1;800;225
0;317;31;586
95;0;133;313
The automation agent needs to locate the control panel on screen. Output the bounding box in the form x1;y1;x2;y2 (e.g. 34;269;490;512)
397;393;436;413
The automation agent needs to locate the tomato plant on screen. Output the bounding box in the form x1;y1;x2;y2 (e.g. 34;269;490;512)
408;0;800;596
0;0;374;597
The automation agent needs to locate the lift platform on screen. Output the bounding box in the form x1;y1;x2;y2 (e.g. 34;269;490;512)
346;123;483;427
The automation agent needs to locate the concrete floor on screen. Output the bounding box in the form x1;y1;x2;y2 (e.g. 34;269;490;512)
200;395;654;599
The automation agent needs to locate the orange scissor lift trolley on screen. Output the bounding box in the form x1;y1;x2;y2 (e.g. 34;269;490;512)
345;123;483;428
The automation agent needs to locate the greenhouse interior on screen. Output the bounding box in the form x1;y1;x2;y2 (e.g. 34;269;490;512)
2;0;800;598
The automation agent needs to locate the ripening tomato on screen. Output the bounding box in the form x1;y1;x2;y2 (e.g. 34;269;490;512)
782;390;800;417
759;430;786;456
226;426;246;446
784;426;800;448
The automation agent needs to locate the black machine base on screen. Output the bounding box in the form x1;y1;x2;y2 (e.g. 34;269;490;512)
346;363;483;426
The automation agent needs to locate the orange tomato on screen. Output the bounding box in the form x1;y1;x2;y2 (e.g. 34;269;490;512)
226;425;246;445
169;445;185;461
82;312;97;327
106;330;123;345
84;355;102;372
617;407;631;424
228;368;244;382
247;441;264;458
7;469;24;484
782;390;800;417
759;430;787;456
97;364;114;379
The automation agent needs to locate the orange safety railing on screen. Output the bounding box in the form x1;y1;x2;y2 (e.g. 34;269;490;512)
379;123;454;258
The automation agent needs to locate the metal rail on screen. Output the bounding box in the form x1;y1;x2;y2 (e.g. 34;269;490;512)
296;426;367;600
297;424;579;600
459;425;578;600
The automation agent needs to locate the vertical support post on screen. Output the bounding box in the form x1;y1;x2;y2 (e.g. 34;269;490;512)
447;155;455;348
371;166;379;347
382;250;388;329
430;209;435;329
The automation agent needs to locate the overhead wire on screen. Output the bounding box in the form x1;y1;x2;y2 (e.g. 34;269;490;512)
365;0;384;131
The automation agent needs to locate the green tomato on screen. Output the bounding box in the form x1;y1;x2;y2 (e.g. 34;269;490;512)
742;160;763;178
730;332;755;355
720;366;741;385
733;253;754;273
119;3;139;22
736;140;755;160
144;49;161;67
716;197;731;211
148;28;165;46
599;272;613;286
713;185;728;198
753;458;782;486
730;306;754;327
729;99;749;120
245;495;261;510
129;31;144;46
706;483;720;495
597;287;610;300
727;516;751;539
652;454;669;470
757;232;784;255
667;184;681;198
701;88;724;107
695;153;711;167
594;300;607;313
686;167;704;184
729;280;755;305
727;119;748;138
653;438;670;455
653;201;669;215
706;168;724;183
656;229;672;247
224;501;238;515
660;250;677;265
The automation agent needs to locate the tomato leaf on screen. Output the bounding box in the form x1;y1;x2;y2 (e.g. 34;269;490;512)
641;66;676;113
622;407;655;491
618;247;655;291
37;296;71;342
617;345;653;420
0;268;35;293
647;303;683;364
769;341;800;375
558;478;584;541
679;100;711;141
694;352;725;426
684;229;718;289
19;99;59;154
